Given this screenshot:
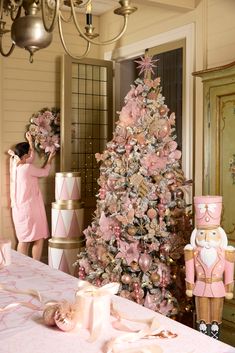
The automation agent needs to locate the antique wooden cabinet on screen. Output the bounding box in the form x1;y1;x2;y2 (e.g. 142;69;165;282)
194;62;235;346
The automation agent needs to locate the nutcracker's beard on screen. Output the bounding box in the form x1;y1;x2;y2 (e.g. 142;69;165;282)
199;246;217;268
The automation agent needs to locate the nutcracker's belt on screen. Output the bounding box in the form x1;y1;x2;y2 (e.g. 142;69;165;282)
198;277;222;284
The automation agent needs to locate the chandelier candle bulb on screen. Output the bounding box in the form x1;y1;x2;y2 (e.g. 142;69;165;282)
86;2;92;26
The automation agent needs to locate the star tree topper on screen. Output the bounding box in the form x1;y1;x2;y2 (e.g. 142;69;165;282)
135;55;158;78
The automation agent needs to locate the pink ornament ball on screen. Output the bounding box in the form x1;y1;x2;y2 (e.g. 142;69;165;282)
147;208;157;219
138;252;152;272
121;273;132;284
54;304;77;332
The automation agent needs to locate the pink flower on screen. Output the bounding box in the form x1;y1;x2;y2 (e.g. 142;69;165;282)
40;135;60;153
115;240;140;265
144;77;161;88
141;153;167;175
99;212;119;241
33;114;51;135
118;100;142;128
168;149;182;162
78;258;91;274
95;153;103;162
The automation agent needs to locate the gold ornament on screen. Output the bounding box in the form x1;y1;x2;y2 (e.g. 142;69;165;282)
138;180;149;197
127;226;137;236
130;261;140;271
130;173;144;188
151;272;160;283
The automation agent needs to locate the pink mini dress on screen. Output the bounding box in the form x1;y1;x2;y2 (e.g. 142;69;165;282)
11;151;51;242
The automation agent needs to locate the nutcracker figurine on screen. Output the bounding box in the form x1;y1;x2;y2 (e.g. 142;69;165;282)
184;196;235;339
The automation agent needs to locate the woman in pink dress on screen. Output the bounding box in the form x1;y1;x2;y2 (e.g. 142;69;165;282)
8;132;55;261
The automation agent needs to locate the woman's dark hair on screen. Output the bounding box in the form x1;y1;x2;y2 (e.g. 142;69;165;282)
14;142;30;159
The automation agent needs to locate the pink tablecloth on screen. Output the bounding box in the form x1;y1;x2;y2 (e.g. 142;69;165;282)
0;251;234;353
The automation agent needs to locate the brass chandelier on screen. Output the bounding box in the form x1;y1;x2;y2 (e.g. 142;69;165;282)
0;0;137;62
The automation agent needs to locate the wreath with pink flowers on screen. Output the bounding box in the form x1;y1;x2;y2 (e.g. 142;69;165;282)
27;107;60;154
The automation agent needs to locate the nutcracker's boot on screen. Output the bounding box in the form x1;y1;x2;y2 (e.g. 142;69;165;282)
197;320;210;336
210;321;220;340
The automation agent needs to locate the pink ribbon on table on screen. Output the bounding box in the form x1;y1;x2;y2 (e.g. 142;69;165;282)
0;283;44;313
106;316;177;353
76;281;120;341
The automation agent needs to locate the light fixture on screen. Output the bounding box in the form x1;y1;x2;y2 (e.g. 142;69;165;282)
0;0;137;63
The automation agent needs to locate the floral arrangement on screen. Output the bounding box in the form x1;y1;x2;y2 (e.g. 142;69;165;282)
27;107;60;154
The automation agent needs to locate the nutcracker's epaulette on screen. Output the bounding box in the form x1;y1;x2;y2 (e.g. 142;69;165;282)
225;246;235;262
184;244;194;261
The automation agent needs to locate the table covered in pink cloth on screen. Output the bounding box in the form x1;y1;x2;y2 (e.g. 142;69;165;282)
0;251;234;353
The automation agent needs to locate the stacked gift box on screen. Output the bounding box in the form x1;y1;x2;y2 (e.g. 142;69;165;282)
48;172;84;276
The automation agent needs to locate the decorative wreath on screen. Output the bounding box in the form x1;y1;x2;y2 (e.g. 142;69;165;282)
27;107;60;154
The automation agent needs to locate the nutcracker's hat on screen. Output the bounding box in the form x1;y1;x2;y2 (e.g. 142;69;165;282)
194;195;222;229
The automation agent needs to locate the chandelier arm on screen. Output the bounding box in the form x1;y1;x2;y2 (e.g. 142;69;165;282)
10;5;21;21
58;14;91;59
59;5;73;23
70;1;129;46
77;0;91;9
0;37;15;57
41;0;60;32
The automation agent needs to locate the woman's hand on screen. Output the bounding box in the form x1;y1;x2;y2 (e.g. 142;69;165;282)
47;150;56;164
26;132;34;149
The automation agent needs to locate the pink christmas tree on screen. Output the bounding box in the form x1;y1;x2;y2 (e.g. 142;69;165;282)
76;57;193;319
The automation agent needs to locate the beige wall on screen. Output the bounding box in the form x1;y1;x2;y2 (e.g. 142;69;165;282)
1;0;235;246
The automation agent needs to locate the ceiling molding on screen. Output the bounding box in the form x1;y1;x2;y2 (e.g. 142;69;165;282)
132;0;196;11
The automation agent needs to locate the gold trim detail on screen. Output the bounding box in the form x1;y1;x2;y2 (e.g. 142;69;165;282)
56;172;81;177
49;239;84;249
52;236;83;242
198;277;222;283
52;201;84;210
184;249;194;261
225;249;235;263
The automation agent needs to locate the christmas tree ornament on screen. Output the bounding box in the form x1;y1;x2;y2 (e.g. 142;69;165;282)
121;273;132;284
54;302;77;332
43;304;60;326
147;208;157;219
138;251;152;272
150;272;161;284
127;225;137;236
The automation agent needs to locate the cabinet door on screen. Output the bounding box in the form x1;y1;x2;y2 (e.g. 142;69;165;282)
205;83;235;246
220;92;235;244
205;83;235;346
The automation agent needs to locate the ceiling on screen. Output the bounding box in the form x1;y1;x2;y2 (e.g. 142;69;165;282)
91;0;197;15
